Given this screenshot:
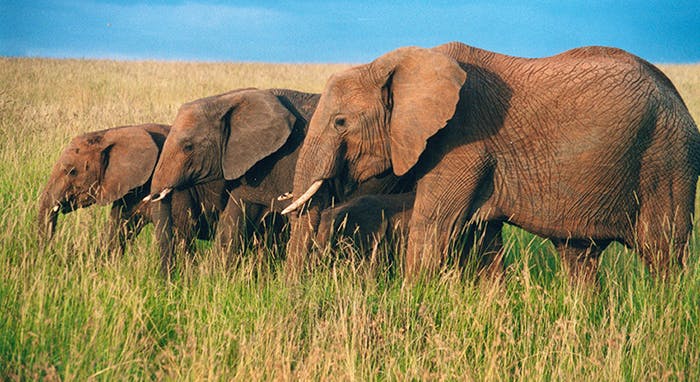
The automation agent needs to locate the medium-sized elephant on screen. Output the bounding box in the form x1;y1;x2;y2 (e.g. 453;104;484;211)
284;42;700;283
38;124;227;255
316;192;414;253
145;89;320;273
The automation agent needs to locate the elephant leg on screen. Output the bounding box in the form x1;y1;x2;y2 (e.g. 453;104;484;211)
315;209;335;250
634;195;694;277
553;239;608;286
107;206;129;256
171;206;197;257
216;198;262;256
107;201;146;256
473;221;505;281
405;154;492;279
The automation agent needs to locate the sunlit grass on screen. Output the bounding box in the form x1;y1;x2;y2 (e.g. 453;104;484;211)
1;57;699;379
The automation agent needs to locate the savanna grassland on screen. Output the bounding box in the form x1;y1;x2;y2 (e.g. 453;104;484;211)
1;57;699;380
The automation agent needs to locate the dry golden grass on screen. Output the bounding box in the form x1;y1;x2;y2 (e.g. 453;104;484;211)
0;57;699;380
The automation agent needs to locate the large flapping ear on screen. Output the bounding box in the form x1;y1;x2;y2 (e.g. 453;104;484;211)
221;90;296;180
95;126;159;205
371;47;467;176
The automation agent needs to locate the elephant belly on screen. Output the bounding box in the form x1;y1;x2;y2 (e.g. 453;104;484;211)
492;154;639;242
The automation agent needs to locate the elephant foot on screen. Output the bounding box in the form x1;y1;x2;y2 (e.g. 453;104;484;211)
554;238;606;288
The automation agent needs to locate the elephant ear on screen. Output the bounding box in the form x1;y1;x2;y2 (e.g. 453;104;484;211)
95;126;159;205
373;47;467;176
221;90;296;180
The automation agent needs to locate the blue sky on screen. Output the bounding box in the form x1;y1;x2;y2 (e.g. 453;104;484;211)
1;1;699;63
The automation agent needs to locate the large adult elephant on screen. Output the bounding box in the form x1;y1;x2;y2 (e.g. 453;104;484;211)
283;42;700;282
38;124;226;256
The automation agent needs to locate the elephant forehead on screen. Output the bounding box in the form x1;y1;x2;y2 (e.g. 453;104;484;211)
173;106;203;129
326;82;377;111
65;139;95;156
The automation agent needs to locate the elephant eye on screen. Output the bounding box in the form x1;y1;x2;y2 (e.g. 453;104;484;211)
67;168;77;177
333;116;347;132
183;143;194;152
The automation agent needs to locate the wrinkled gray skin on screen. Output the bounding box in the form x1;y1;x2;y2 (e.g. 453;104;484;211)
287;42;700;282
316;192;414;253
38;124;226;255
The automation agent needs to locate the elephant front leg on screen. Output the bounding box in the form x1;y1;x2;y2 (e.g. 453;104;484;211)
107;201;146;257
216;198;262;259
405;155;493;280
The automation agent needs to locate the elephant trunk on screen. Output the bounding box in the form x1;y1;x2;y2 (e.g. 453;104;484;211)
147;149;183;202
284;133;341;214
38;194;59;242
37;179;65;242
153;193;175;276
284;132;341;268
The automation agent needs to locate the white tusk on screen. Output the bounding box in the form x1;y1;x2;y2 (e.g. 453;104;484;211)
142;194;152;202
281;180;323;215
150;188;172;202
52;205;60;213
277;192;293;201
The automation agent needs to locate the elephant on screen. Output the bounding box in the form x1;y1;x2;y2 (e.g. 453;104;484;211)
38;124;227;256
282;41;700;283
145;88;320;274
316;192;414;253
145;88;411;274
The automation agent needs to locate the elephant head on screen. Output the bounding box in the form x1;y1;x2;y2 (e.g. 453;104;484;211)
283;47;466;215
38;124;167;241
148;88;297;200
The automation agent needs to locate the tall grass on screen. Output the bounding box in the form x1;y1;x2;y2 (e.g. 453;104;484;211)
1;57;699;380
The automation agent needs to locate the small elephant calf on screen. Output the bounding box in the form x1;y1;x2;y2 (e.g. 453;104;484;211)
38;124;226;254
316;193;414;253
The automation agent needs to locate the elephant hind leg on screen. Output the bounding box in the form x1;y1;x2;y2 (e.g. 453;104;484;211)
553;238;608;286
633;179;695;276
634;215;692;276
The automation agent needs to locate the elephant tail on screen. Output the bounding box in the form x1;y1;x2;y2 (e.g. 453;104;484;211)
681;113;700;177
694;131;700;177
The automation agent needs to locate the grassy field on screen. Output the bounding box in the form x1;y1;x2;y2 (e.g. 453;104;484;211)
1;57;699;380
